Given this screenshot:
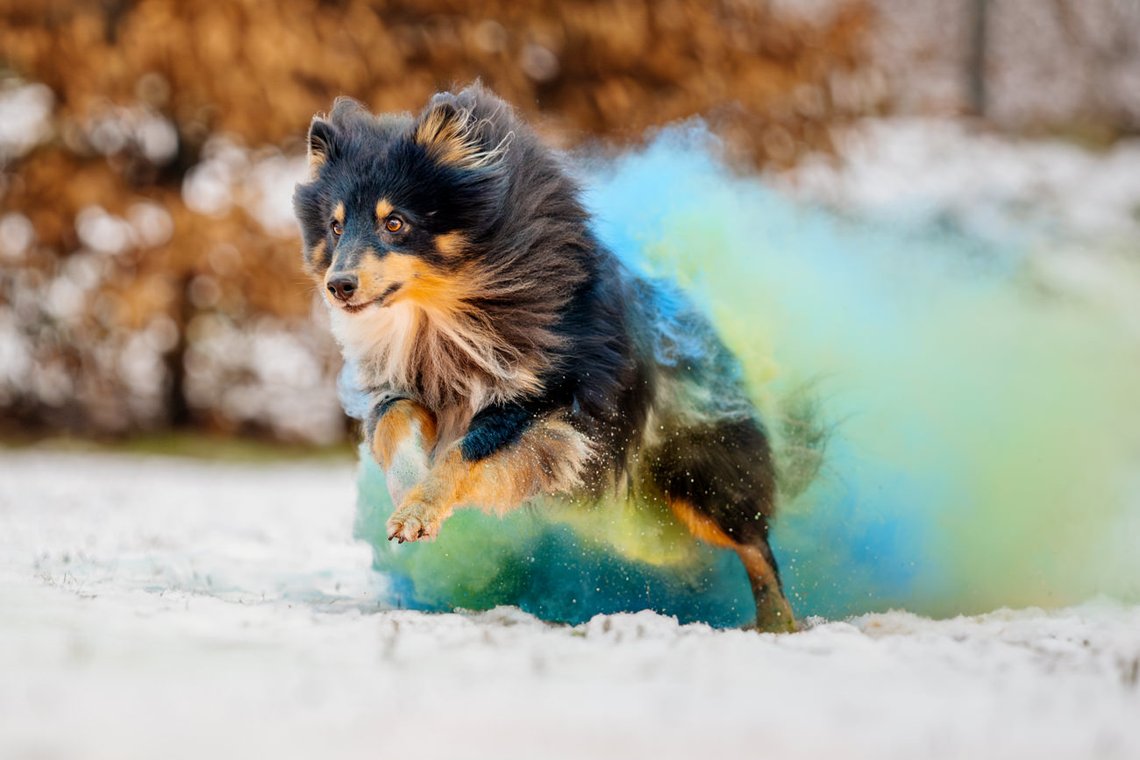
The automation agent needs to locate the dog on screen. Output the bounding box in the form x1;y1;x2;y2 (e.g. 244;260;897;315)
292;84;795;632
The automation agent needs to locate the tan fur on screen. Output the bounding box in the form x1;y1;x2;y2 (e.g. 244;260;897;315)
375;198;393;219
308;156;326;179
414;103;513;169
307;122;328;178
356;254;470;312
668;498;737;549
303;239;326;279
736;545;797;632
386;414;594;542
434;231;467;258
333;201;345;223
372;400;438;468
371;399;438;508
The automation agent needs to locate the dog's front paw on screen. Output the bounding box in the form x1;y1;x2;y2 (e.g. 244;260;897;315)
386;500;442;544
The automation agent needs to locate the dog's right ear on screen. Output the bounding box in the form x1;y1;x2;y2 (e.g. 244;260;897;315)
307;117;338;178
309;98;370;177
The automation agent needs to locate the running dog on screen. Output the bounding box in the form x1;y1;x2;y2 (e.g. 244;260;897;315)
293;84;795;631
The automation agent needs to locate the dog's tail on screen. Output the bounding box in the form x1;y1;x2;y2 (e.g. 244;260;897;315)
588;126;1140;619
768;383;828;504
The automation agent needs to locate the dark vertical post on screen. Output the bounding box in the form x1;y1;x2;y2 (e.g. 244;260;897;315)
967;0;989;116
165;274;193;429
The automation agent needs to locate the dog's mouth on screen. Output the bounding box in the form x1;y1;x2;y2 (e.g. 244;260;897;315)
340;283;402;314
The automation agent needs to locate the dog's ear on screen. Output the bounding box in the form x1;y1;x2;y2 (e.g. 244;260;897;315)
328;96;368;125
414;90;511;170
306;116;338;177
309;97;373;176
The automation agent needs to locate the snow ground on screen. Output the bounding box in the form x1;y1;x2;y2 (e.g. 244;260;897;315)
2;450;1139;760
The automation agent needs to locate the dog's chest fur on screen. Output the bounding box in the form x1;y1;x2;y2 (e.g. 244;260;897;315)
330;300;541;447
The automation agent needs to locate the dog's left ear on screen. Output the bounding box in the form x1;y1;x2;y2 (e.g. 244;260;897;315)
414;89;511;170
307;116;338;177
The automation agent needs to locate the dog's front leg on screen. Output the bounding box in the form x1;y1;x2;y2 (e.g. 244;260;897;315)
368;398;438;508
385;405;593;543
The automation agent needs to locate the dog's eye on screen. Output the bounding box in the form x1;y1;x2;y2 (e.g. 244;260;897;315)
384;216;404;233
330;220;344;237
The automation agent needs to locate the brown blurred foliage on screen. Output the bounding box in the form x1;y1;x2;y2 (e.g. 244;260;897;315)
0;0;882;441
2;0;875;157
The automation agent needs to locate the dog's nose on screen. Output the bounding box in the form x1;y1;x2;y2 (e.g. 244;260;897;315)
327;274;358;302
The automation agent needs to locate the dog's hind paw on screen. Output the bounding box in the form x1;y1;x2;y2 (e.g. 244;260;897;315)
386;500;441;544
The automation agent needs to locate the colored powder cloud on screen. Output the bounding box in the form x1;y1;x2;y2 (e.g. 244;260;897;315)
349;126;1140;625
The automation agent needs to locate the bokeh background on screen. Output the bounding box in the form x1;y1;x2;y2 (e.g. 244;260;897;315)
2;0;1139;448
5;9;1140;757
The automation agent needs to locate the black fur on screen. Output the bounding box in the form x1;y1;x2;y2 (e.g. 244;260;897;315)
460;402;535;462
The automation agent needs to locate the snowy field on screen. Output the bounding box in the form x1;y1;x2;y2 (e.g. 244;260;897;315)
2;449;1139;760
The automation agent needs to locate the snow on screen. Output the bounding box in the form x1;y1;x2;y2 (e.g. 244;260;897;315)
0;82;53;162
773;118;1140;245
772;117;1140;335
2;450;1138;760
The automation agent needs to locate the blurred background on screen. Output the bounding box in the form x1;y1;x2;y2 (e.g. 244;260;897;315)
2;0;1139;450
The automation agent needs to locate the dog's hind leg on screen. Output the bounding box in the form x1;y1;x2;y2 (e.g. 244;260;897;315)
736;541;796;633
668;497;796;632
368;398;438;508
651;419;797;633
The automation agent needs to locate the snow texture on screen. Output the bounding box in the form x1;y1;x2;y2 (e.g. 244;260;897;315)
2;450;1138;760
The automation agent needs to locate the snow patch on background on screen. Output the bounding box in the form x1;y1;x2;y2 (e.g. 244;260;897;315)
774;118;1140;244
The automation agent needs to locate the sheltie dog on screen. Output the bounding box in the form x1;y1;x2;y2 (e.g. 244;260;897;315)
293;84;795;631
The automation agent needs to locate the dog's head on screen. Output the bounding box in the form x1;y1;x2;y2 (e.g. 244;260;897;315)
292;85;515;316
293;85;593;407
